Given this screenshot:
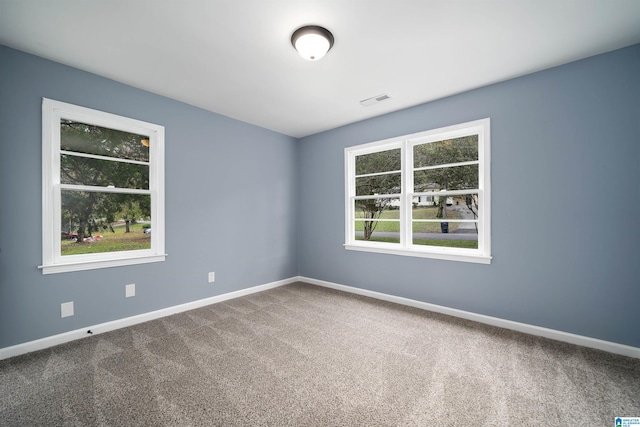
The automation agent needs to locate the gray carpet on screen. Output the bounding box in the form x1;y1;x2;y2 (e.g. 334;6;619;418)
1;282;639;426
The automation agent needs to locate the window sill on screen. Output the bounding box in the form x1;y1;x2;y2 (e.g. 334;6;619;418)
39;254;167;274
344;244;491;264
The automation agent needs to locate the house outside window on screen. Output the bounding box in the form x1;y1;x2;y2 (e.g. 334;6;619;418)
41;98;166;274
344;118;491;264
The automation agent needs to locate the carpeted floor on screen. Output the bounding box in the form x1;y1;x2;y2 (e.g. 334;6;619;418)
1;282;639;426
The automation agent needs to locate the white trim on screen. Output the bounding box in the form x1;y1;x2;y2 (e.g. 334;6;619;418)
0;277;299;360
345;243;492;264
39;253;167;275
60;150;150;166
3;276;638;360
414;159;479;171
355;169;401;178
41;98;166;274
300;276;640;359
59;184;151;194
353;194;402;200
413;189;479;197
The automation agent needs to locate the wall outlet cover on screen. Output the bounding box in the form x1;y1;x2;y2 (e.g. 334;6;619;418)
125;283;135;298
61;301;74;318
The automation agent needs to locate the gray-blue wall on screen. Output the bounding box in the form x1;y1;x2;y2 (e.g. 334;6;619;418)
298;44;640;348
0;46;299;348
2;43;639;350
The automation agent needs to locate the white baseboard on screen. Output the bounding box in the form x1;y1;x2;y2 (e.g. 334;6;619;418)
300;276;640;359
0;277;298;360
4;275;638;360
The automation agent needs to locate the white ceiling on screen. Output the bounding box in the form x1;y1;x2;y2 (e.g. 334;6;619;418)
1;1;639;138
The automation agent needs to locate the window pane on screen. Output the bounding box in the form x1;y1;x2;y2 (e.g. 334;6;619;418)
356;172;401;196
61;154;149;189
412;226;478;249
414;135;478;168
60;120;149;162
412;195;478;249
354;221;400;243
354;198;400;243
413;164;478;191
355;198;400;218
412;195;479;218
61;190;151;255
356;148;401;175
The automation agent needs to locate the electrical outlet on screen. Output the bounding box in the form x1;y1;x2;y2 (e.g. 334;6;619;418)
208;272;215;283
125;283;135;298
61;301;74;318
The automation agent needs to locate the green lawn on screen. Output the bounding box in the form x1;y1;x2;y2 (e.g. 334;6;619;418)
61;223;150;255
355;235;478;249
354;206;463;233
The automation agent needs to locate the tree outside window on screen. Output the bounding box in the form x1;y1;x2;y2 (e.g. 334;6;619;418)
60;120;151;253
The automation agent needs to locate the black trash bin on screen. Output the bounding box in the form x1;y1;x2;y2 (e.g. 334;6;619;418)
440;222;449;233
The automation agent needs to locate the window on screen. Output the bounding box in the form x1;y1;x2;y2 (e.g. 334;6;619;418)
41;98;165;274
345;118;491;264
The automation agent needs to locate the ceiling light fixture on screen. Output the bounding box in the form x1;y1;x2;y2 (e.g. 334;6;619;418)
291;25;334;61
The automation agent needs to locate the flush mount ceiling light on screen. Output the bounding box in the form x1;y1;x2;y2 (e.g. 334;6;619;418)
291;25;334;61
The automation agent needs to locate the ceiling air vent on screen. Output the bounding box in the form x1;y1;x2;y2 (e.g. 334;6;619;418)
360;94;391;107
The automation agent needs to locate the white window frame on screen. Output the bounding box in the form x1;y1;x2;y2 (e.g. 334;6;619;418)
40;98;166;274
344;118;491;264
